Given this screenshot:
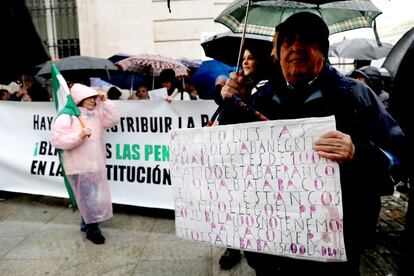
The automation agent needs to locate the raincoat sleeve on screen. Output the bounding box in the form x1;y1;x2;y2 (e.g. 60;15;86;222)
50;114;85;150
101;99;120;129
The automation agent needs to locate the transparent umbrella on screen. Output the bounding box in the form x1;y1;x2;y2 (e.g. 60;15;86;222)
329;38;393;60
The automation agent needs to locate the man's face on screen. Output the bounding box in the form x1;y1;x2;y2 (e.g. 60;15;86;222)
279;33;325;86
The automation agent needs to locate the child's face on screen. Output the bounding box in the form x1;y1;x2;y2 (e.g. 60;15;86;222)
81;96;98;110
136;86;149;99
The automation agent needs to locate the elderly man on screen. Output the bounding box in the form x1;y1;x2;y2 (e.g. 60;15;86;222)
221;12;403;275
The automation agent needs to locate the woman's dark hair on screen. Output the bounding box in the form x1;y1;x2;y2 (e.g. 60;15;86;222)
107;86;122;100
159;69;176;83
158;68;183;94
241;40;273;82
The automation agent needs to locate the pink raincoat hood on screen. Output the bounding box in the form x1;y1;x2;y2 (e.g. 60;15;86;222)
70;83;98;105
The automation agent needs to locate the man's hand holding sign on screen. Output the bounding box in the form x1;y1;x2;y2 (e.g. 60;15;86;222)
314;131;355;163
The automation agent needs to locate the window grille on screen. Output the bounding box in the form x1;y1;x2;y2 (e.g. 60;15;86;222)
26;0;80;59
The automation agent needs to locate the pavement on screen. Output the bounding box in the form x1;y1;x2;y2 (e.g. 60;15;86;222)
0;190;408;276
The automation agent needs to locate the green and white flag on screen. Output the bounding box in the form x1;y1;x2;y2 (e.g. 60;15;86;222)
51;64;79;210
51;65;80;116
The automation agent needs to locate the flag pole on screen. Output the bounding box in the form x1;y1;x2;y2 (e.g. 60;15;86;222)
51;64;85;210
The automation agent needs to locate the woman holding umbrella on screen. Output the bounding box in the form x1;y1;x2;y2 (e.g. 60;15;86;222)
214;41;273;126
216;41;272;269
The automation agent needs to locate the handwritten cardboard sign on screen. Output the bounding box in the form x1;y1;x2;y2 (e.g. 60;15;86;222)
148;87;168;100
170;116;347;262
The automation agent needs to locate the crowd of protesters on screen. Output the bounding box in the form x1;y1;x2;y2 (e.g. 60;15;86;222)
0;68;201;103
0;73;50;102
1;10;412;276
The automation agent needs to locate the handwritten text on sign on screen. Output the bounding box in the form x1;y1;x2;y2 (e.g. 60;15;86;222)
170;116;346;262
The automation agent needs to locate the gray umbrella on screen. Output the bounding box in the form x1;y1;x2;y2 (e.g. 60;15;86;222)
329;38;393;60
37;55;118;77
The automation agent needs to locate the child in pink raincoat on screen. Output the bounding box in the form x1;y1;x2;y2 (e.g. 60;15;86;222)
51;83;120;244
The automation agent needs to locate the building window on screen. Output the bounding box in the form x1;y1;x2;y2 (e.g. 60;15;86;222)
26;0;80;59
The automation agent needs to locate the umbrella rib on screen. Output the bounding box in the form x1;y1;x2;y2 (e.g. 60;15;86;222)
236;0;252;70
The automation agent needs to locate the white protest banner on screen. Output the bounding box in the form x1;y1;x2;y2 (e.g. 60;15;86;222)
0;100;216;209
170;116;347;262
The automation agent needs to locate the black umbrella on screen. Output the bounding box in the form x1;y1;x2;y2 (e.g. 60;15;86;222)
0;0;50;84
201;31;273;66
382;27;414;80
108;53;133;63
387;29;414;149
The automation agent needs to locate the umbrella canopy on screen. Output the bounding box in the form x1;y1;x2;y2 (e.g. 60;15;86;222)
116;54;189;77
190;60;237;99
37;56;118;77
215;0;382;37
386;30;414;138
202;31;273;66
297;0;348;3
178;58;202;69
382;27;414;79
329;38;393;60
